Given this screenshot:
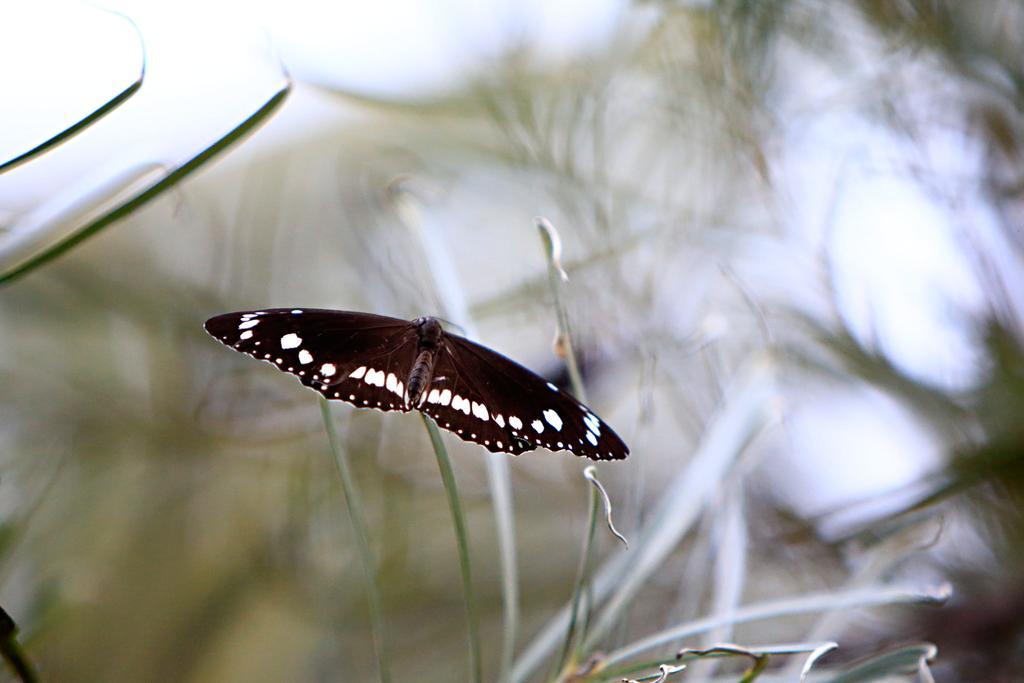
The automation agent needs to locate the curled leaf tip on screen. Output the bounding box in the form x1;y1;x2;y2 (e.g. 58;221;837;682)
623;663;686;683
799;642;838;682
536;216;569;281
584;465;628;548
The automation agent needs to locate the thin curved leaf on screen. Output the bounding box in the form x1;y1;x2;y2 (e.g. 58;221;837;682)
393;182;518;682
0;9;145;175
510;361;776;683
825;643;938;683
422;414;482;683
600;583;950;668
0;80;289;285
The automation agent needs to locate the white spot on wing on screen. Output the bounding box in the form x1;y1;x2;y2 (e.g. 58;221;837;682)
543;409;563;430
547;382;558;391
531;420;544;433
583;414;601;435
386;373;397;392
439;389;452;406
321;363;336;377
494;414;505;428
291;309;303;314
472;402;489;420
280;333;302;349
349;366;367;379
298;350;313;365
427;389;440;404
453;396;471;414
509;416;523;430
240;330;253;340
586;431;598;446
239;320;259;330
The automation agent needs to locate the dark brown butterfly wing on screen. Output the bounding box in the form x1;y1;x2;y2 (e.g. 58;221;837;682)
204;308;418;413
205;309;630;460
416;332;628;460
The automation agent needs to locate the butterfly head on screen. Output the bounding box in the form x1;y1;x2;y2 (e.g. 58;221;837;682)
413;316;444;347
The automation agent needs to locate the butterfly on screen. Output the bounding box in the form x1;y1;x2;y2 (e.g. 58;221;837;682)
204;309;629;460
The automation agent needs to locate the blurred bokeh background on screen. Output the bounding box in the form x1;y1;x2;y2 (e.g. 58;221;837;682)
2;1;1023;681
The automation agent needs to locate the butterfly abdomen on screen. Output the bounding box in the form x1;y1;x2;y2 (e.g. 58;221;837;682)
408;317;446;406
408;349;435;406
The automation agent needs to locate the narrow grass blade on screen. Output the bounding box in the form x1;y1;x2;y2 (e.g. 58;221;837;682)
488;453;518;683
690;482;747;683
678;643;837;683
552;475;601;679
0;80;290;285
395;183;517;681
422;414;482;683
582;360;776;650
536;215;615;677
536;217;585;400
602;583;950;667
824;643;937;683
536;216;619;678
471;223;662;322
510;361;776;683
594;642;835;683
0;606;38;683
781;518;942;680
319;400;391;683
708;483;747;642
0;10;145;175
738;656;768;682
0;162;166;274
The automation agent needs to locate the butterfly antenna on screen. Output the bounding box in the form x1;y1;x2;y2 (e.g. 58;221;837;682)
435;317;467;336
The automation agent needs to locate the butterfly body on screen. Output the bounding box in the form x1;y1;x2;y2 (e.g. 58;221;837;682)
407;317;444;407
204;308;629;461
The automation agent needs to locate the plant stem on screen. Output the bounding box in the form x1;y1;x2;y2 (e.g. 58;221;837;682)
422;414;483;683
396;185;517;681
553;485;601;679
537;217;606;675
537;218;588;404
0;607;38;683
738;655;769;682
319;399;391;683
